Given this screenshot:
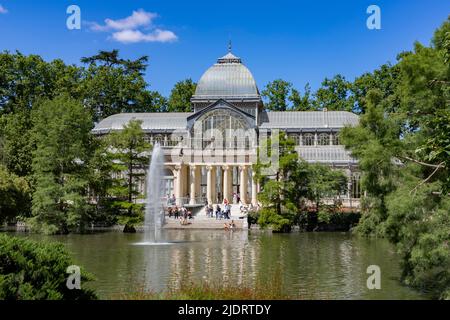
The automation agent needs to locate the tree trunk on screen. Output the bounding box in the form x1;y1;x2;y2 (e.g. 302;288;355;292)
123;224;136;233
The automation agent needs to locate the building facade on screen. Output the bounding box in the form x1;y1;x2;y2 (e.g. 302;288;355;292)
93;50;361;208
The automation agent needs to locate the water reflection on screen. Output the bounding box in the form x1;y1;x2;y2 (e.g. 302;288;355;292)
8;230;427;299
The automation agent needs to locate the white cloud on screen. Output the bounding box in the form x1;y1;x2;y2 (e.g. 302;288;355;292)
112;29;177;43
87;9;177;44
90;9;157;31
0;5;8;14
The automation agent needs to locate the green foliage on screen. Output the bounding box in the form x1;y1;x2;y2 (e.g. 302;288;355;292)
0;234;97;300
289;84;314;111
255;132;348;232
314;74;353;112
0;51;82;115
352;63;401;114
340;89;400;236
0;165;31;223
307;163;347;209
341;17;450;298
168;79;197;112
0;111;34;177
106;120;151;232
384;170;450;299
80;50;157;121
261;79;293;111
116;276;293;300
29;95;93;234
85;138;120;226
258;208;293;232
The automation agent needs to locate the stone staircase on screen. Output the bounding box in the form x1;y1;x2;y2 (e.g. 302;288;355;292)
163;204;247;229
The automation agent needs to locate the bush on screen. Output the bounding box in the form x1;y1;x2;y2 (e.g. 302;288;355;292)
0;234;97;300
247;210;260;226
257;208;292;233
0;165;31;224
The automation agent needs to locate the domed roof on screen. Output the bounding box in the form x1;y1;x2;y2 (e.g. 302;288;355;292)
192;51;260;101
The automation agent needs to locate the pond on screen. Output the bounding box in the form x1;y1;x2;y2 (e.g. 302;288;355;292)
8;230;427;299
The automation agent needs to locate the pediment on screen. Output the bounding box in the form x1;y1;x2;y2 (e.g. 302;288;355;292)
187;99;256;130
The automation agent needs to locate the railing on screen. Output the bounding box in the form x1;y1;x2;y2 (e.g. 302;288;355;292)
150;138;256;150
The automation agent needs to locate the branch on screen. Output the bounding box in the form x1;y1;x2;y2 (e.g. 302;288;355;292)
410;162;445;196
397;155;446;169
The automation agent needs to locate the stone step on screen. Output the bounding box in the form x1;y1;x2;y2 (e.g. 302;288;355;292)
164;217;246;229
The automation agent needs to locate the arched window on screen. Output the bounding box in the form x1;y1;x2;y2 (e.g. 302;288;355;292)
318;133;330;146
195;109;251;149
302;133;315;146
332;133;340;145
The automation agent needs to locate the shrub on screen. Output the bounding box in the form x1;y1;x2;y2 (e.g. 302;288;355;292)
247;210;260;226
0;234;97;300
257;208;292;233
0;165;31;224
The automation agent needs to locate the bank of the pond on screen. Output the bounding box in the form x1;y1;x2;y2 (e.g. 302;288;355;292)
4;229;429;300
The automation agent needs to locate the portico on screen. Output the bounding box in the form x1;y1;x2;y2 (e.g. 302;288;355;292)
170;163;257;206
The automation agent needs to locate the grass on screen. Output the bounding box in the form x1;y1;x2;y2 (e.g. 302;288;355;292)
113;278;301;300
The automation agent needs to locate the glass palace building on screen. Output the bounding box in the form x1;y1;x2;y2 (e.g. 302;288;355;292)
93;50;361;208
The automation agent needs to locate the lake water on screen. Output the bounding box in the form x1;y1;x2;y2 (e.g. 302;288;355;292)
8;230;427;299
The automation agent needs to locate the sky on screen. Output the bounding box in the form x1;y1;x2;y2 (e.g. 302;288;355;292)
0;0;449;96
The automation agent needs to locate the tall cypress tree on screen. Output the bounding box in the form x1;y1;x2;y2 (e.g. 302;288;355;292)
30;95;92;234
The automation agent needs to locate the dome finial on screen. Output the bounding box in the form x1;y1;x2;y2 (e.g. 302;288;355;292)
228;40;232;53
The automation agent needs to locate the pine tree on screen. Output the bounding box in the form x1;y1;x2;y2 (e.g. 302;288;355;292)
106;120;151;233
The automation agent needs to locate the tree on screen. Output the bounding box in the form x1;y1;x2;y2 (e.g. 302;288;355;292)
137;90;168;113
85;138;118;226
384;169;450;299
261;79;293;111
168;79;197;112
0;165;31;224
80;50;157;121
0;51;82;116
254;131;298;232
351;63;401;114
314;74;353;112
30;95;93;234
254;132;348;232
107;120;151;233
340;17;450;298
307;163;347;217
0;52;83;178
289;83;315;111
340;89;401;236
0;111;34;177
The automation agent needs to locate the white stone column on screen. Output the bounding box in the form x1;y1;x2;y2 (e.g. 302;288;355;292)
251;169;258;206
240;165;248;204
174;165;182;206
347;169;353;200
189;165;196;205
222;165;232;203
195;166;201;203
206;165;216;205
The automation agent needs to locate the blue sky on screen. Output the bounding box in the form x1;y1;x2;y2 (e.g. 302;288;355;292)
0;0;448;96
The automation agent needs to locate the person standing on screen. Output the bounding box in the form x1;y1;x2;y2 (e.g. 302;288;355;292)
215;204;221;220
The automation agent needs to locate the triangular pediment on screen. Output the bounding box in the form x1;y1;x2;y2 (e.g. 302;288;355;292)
187;99;256;130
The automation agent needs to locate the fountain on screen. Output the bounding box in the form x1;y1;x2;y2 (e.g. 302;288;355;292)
135;143;169;245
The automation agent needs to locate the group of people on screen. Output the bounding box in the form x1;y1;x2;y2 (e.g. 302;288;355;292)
167;206;193;220
204;198;232;220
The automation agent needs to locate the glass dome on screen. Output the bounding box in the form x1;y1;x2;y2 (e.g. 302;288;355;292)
193;52;260;100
